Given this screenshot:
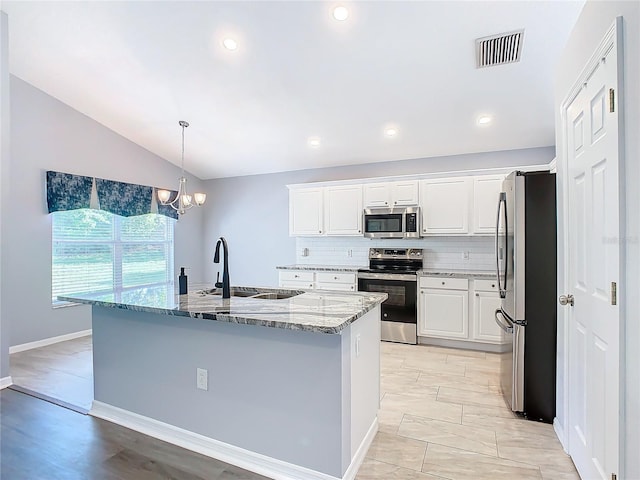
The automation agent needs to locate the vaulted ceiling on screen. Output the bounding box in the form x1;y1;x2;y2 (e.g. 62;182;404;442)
2;1;584;179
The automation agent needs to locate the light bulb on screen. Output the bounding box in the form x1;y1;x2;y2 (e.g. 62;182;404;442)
478;115;492;125
157;189;171;203
333;6;349;21
194;192;207;206
182;194;192;206
223;38;238;51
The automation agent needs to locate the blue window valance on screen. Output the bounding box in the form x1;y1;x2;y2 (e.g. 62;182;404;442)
46;171;179;219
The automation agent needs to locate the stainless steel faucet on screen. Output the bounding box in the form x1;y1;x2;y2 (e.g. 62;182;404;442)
213;236;230;299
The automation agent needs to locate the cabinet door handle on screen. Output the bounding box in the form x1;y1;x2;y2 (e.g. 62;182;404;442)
491;284;495;288
475;293;479;297
441;281;445;285
294;274;299;278
334;276;338;280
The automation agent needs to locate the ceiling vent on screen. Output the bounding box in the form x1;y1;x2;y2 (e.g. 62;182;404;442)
476;29;524;68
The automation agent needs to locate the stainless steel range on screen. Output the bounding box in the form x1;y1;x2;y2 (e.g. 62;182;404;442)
357;248;423;344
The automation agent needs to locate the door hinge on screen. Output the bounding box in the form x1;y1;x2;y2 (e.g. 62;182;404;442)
609;88;615;112
611;282;617;306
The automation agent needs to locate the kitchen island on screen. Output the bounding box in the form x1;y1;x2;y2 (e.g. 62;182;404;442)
60;286;387;480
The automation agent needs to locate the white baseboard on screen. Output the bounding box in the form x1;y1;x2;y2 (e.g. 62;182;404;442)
91;401;375;480
0;376;12;389
553;417;569;454
342;417;378;480
9;329;92;354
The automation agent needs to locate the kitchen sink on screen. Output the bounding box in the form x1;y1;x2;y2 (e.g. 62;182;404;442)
197;288;300;300
250;292;299;300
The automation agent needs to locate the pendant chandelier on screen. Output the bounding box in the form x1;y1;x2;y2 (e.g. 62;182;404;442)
157;121;206;215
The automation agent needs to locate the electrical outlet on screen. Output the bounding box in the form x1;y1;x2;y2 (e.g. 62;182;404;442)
355;334;361;357
462;251;470;260
196;368;208;391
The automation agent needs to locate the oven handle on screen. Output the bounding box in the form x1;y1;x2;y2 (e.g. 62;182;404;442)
495;309;514;334
357;272;417;282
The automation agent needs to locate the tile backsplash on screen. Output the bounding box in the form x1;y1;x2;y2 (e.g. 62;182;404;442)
296;236;495;272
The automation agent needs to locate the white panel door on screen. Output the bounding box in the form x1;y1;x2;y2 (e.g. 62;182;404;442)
391;181;419;206
418;288;468;339
565;26;620;480
472;175;504;234
363;183;391;208
324;185;363;235
289;188;324;236
472;290;502;343
419;177;471;235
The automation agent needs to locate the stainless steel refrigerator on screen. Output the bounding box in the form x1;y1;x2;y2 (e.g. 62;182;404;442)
494;171;557;423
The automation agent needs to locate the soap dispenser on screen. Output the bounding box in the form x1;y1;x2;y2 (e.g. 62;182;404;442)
178;267;188;295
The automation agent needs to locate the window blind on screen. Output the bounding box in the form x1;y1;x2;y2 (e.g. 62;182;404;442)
52;209;175;305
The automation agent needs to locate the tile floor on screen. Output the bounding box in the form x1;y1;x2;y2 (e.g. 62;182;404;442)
356;342;580;480
10;337;580;480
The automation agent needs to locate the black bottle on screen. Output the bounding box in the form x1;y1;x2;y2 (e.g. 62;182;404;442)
179;267;188;295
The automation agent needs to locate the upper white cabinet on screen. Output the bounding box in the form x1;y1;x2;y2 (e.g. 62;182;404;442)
324;185;363;235
419;177;472;235
364;181;419;208
289;188;324;236
472;175;504;234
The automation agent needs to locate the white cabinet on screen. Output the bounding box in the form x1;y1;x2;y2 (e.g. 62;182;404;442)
289;188;324;236
419;177;472;235
279;270;357;292
278;270;315;289
363;183;391;208
418;277;469;339
315;272;357;292
324;185;363;235
363;180;419;208
471;279;503;343
472;175;504;234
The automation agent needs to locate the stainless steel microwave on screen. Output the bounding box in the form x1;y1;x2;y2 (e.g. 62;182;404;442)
363;207;421;239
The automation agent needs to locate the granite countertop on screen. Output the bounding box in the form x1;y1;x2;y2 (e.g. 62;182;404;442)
277;265;363;272
59;285;387;334
418;270;496;279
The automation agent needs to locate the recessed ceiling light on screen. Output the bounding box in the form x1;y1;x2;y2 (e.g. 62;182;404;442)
477;115;492;125
384;127;398;137
333;6;349;21
222;38;238;51
308;137;321;148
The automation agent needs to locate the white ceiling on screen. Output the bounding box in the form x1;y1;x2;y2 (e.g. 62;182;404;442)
2;1;584;180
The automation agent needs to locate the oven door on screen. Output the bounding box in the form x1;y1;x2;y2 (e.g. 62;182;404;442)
358;272;417;344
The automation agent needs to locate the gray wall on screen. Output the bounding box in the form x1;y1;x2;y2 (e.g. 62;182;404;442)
0;11;10;379
554;2;639;478
92;306;354;477
5;76;205;347
202;147;554;287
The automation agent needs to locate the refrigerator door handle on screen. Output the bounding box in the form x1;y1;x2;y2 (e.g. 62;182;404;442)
495;309;513;334
495;192;508;298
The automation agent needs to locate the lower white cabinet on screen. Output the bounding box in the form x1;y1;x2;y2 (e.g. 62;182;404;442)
279;270;314;289
418;276;507;347
278;270;356;292
471;279;503;343
315;272;357;292
418;277;469;339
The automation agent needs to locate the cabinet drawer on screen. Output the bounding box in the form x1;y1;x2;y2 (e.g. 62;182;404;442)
279;270;314;283
419;276;468;290
474;279;499;292
315;272;356;284
316;282;356;292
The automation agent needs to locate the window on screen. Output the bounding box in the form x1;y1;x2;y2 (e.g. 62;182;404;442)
52;209;175;305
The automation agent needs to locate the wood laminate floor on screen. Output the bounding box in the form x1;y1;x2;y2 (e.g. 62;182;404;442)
0;388;270;480
6;336;580;479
